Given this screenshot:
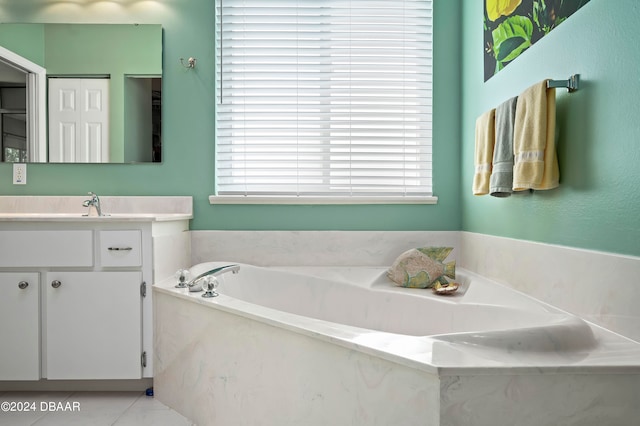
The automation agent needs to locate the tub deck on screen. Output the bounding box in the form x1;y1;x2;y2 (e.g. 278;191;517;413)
154;262;640;376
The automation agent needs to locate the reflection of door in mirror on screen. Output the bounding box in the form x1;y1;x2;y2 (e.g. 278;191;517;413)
0;72;27;162
48;78;109;163
0;45;47;163
124;76;161;163
2;113;27;162
152;78;162;163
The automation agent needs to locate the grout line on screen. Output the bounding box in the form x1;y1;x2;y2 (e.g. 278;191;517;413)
110;391;145;426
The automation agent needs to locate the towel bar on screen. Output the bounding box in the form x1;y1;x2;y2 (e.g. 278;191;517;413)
547;74;580;92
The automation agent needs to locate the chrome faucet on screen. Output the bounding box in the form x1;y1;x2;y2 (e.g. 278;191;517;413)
188;264;240;292
82;192;103;216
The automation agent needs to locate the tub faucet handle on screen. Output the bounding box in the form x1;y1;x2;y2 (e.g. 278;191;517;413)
175;269;190;288
202;276;220;298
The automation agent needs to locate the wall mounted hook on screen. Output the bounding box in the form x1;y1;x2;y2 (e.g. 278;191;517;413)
180;57;196;69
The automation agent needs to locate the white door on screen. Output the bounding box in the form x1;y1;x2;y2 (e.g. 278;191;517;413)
45;271;142;380
0;272;40;380
48;78;109;163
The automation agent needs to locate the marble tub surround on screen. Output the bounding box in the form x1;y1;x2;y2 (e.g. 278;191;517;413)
460;232;640;343
154;265;640;426
439;374;640;426
0;195;193;221
154;290;441;426
191;230;460;266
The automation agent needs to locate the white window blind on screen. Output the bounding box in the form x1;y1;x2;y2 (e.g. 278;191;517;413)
215;0;433;200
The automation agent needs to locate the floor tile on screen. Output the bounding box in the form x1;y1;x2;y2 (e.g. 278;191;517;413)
0;392;72;426
0;391;193;426
32;392;139;426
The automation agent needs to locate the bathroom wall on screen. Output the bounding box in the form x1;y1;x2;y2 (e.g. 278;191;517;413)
460;0;640;257
0;0;463;233
0;24;44;64
3;0;636;255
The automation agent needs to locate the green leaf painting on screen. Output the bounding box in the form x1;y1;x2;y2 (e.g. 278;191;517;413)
493;15;533;63
484;0;591;81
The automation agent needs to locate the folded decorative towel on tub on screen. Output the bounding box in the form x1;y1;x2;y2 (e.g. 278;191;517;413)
512;80;559;191
473;108;496;196
490;96;518;197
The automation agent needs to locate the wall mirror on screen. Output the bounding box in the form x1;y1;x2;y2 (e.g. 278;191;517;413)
0;23;162;163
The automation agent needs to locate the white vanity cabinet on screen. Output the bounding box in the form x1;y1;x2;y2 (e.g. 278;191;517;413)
0;272;40;381
0;216;190;385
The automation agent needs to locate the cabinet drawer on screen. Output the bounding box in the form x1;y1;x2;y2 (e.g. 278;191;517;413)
99;230;142;267
0;230;93;267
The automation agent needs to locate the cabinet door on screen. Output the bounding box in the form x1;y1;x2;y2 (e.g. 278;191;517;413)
45;271;142;380
0;272;40;380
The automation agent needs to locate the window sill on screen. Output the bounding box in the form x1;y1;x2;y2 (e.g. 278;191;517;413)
208;195;438;205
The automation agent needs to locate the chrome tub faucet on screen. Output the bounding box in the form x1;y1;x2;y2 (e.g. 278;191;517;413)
188;264;240;293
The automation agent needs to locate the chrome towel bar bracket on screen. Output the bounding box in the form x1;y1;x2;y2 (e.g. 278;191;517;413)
547;74;580;92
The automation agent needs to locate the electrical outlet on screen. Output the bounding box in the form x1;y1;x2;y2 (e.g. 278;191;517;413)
13;163;27;185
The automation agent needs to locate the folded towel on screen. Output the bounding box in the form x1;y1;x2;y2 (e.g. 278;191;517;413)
473;108;496;196
512;80;559;191
490;96;518;197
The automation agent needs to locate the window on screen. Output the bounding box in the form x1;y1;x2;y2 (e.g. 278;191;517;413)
215;0;433;202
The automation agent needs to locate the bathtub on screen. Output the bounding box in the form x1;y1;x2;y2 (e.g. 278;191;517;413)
153;262;640;426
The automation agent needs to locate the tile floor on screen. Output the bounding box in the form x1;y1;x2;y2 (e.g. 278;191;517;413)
0;391;194;426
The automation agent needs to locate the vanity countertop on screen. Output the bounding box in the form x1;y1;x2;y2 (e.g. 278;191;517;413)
0;196;193;222
0;212;192;222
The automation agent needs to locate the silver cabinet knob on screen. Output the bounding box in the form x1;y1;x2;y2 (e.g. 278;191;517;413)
51;280;62;289
18;281;29;289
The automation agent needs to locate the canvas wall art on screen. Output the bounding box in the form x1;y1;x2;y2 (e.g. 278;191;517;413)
484;0;591;81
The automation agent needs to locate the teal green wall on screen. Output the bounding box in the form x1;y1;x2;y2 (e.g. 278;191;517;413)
461;0;640;256
0;23;44;65
3;0;635;256
0;0;462;232
3;0;637;256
